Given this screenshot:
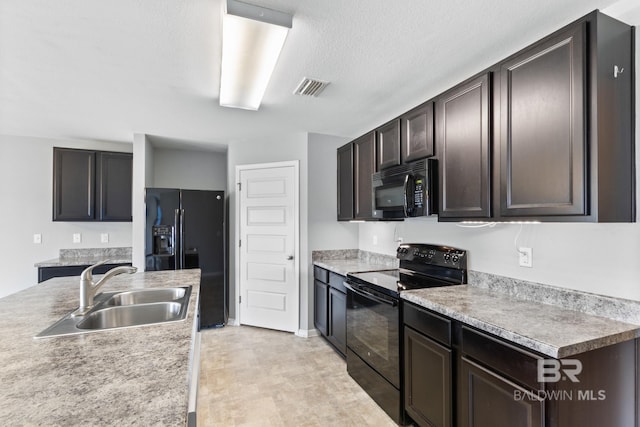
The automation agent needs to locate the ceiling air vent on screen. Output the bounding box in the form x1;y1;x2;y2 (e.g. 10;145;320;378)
293;77;330;97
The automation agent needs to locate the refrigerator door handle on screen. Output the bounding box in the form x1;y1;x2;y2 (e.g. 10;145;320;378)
179;208;185;269
174;208;181;270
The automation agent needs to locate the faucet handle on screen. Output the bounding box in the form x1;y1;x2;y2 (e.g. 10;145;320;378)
80;260;110;281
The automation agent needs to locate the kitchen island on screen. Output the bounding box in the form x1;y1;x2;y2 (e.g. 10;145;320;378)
0;269;200;426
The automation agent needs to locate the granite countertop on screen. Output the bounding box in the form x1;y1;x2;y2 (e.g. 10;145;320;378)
403;285;640;358
313;259;396;276
35;255;133;267
0;269;200;426
35;247;132;268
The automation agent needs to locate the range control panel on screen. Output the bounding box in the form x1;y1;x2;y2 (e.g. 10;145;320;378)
397;243;467;269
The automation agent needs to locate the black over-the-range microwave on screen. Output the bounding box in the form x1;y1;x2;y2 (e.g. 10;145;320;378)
372;158;436;220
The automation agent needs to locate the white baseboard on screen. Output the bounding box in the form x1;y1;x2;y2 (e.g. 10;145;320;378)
296;328;320;338
226;317;239;326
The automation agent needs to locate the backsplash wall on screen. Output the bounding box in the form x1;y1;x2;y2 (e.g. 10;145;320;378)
359;219;640;301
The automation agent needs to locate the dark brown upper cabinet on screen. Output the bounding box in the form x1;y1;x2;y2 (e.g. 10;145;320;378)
53;147;133;222
376;119;401;170
437;10;634;222
337;133;377;221
353;132;377;220
498;11;634;222
53;148;96;221
436;73;492;219
500;23;586;218
337;142;354;221
336;10;633;223
96;152;133;221
401;101;435;163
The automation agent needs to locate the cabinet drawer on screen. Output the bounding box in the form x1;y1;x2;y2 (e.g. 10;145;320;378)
461;326;542;390
329;272;346;293
313;266;329;283
403;302;452;347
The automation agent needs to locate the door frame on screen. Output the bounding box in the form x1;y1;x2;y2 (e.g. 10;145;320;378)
234;160;300;332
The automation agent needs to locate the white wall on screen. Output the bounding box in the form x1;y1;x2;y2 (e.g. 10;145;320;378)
0;135;133;297
358;5;640;302
153;148;227;190
308;133;359;251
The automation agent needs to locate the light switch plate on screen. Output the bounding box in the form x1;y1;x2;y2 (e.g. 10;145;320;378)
101;233;109;243
33;234;42;244
73;233;81;243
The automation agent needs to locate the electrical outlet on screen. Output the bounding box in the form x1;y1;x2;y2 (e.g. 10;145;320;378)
101;233;109;243
373;235;378;245
33;234;42;244
519;247;533;267
73;233;81;243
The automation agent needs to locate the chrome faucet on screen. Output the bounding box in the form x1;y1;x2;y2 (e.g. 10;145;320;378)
73;261;137;316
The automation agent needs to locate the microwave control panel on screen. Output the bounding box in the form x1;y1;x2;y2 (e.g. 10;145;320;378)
414;179;424;208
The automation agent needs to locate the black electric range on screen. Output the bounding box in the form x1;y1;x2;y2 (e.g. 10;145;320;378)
345;243;467;425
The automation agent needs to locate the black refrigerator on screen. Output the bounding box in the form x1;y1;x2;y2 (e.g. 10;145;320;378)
145;188;226;329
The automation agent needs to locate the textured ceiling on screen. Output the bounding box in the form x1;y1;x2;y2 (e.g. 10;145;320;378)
0;0;633;147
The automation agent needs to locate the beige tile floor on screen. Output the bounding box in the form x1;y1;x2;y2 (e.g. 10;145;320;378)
197;325;398;427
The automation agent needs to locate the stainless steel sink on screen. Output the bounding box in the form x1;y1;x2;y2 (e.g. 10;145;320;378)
105;287;186;306
35;286;192;338
77;302;183;330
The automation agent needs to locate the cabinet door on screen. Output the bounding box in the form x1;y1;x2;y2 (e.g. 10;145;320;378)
459;356;544;427
337;143;354;220
436;74;491;219
53;148;96;221
314;279;328;336
402;101;434;163
328;287;347;355
97;152;132;221
376;119;401;170
404;326;452;427
353;132;376;219
38;263;132;283
500;24;586;217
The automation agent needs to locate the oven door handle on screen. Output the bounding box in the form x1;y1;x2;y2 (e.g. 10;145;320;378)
344;282;398;307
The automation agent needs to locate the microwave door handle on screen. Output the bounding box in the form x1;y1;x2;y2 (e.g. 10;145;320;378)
403;174;411;217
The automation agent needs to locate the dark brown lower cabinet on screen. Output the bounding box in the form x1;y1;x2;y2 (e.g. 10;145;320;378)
313;266;347;357
459;356;543;427
38;263;132;283
313;279;328;336
327;286;347;355
404;326;452;427
403;302;638;427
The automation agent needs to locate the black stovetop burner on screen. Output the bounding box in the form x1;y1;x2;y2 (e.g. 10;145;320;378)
347;243;467;298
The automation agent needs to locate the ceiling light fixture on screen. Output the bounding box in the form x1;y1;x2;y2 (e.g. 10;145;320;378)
219;0;292;110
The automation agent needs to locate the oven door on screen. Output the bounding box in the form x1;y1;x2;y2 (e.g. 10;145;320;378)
345;282;400;388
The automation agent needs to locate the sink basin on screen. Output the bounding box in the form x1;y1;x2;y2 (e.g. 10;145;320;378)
35;286;192;338
105;287;186;306
77;302;183;330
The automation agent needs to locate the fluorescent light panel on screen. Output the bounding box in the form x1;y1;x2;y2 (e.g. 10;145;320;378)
220;0;292;110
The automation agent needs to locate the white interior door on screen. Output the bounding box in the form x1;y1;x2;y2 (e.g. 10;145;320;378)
237;162;299;333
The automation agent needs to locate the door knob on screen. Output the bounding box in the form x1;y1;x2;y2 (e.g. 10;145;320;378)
287;255;294;260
